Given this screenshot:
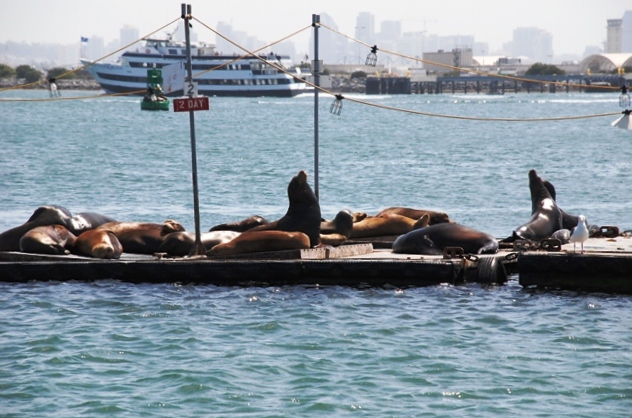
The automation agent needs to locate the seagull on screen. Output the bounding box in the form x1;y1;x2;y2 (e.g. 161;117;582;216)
570;214;589;254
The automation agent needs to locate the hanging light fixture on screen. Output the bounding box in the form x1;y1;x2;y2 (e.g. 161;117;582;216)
365;45;378;67
330;94;344;115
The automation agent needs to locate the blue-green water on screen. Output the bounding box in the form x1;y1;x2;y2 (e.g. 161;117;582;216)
1;90;632;416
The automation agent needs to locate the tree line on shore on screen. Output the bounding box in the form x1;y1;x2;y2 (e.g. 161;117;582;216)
0;63;93;84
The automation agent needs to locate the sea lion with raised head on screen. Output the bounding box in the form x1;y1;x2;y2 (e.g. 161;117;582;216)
19;224;77;255
246;170;321;247
393;223;498;255
509;169;563;241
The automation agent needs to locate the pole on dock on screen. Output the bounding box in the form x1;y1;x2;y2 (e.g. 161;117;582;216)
312;14;320;201
182;3;205;256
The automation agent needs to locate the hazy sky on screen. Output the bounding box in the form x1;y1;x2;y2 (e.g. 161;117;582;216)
0;0;629;56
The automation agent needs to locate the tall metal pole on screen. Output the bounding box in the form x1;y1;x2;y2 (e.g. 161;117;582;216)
182;3;204;255
312;14;320;201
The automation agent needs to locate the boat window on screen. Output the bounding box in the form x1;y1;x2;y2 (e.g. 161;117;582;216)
169;49;178;55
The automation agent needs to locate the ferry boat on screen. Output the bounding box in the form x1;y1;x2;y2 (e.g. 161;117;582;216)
81;37;312;97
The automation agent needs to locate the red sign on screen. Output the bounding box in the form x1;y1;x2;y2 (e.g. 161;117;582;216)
173;96;210;112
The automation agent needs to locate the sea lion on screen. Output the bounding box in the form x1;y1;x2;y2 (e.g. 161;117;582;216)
350;213;430;239
19;225;77;255
207;230;310;257
0;205;74;251
375;207;453;225
321;210;354;238
74;229;123;259
95;219;185;254
509;169;563;241
209;215;269;232
158;230;241;256
246;170;321;247
393;223;499;255
66;212;118;235
543;180;582;231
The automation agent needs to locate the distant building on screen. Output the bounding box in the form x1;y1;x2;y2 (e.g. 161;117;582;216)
120;25;139;50
512;27;553;64
423;48;473;73
606;19;623;53
623;10;632;52
309;13;348;64
355;12;375;45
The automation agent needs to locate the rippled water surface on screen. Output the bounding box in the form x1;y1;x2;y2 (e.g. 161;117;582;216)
1;90;632;416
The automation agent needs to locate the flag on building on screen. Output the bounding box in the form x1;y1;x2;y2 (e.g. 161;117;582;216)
81;37;89;43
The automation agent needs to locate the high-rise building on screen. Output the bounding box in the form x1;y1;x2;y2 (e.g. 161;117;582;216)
622;10;632;52
309;13;348;64
120;25;139;49
355;12;375;44
512;27;553;63
606;19;623;53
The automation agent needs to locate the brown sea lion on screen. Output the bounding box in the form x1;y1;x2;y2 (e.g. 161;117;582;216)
74;229;123;259
350;213;430;239
246;170;321;247
95;219;186;254
207;230;310;257
209;215;269;232
19;224;77;255
393;223;499;255
158;230;241;256
375;207;452;225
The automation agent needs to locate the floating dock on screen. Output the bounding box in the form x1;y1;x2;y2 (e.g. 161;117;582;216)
1;237;631;293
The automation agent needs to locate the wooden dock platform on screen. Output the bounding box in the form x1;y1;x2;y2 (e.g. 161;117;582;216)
2;236;631;293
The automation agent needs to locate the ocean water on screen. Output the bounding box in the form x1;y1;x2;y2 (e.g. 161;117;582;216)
1;90;632;416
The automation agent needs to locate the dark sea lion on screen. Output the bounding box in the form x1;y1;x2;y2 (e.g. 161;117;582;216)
320;210;354;238
19;224;77;255
246;170;321;247
96;219;186;254
207;230;310;257
510;169;563;241
66;212;118;235
393;223;498;255
0;205;74;251
209;215;269;232
158;230;241;256
375;207;453;225
543;180;582;231
74;229;123;259
350;213;430;239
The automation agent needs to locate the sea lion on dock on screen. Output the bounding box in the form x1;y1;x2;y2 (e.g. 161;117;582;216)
95;219;185;254
350;213;430;239
508;169;563;241
158;230;241;256
66;212;118;235
19;225;77;255
74;229;123;259
393;223;498;255
375;207;453;225
320;210;355;246
0;205;74;251
209;215;269;232
246;170;321;247
207;230;310;257
543;179;582;231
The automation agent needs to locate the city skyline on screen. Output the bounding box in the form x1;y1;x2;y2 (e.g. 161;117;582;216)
1;1;630;54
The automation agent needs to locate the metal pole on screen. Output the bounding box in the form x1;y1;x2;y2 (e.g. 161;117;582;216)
312;14;320;201
183;3;204;256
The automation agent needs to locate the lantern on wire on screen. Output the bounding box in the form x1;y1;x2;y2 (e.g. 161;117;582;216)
330;94;344;116
612;85;632;130
366;45;378;67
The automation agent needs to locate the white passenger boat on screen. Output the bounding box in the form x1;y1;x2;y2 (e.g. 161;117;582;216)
81;37;312;97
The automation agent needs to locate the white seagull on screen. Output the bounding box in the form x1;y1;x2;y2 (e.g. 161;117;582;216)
570;214;589;254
